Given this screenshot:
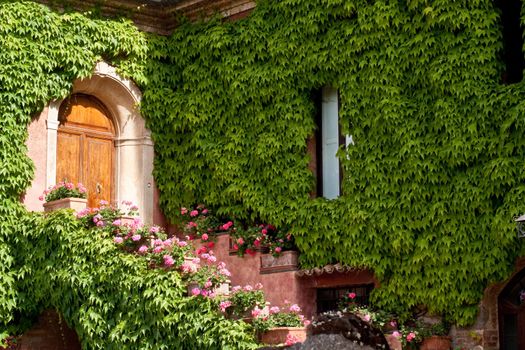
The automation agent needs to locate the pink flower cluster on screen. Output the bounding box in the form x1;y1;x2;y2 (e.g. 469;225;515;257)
39;182;87;201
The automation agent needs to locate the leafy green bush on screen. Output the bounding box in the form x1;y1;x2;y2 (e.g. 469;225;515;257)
14;210;257;349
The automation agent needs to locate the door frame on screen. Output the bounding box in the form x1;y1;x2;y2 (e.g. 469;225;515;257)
45;61;155;223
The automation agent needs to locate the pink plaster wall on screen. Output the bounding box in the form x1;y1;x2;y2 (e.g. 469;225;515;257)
23;108;48;212
196;235;316;318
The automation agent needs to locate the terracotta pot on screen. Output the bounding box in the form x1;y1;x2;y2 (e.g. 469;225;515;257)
385;334;402;350
260;327;307;345
187;281;200;296
43;197;87;213
420;336;452;350
119;215;138;226
260;250;299;274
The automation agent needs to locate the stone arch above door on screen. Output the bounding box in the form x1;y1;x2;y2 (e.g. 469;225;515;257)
46;61;155;223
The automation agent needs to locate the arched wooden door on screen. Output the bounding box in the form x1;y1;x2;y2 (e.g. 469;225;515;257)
499;268;525;350
57;94;114;208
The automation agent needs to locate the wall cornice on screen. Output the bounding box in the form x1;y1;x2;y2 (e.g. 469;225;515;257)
35;0;255;34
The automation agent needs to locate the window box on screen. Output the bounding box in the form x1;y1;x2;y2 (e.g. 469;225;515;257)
260;326;307;345
420;335;452;350
43;197;87;213
260;251;299;274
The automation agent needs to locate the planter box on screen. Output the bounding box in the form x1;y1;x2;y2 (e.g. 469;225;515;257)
420;336;452;350
119;215;139;226
43;198;87;213
260;327;307;345
260;251;299;274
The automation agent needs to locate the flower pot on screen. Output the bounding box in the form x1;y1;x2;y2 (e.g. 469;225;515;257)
385;334;402;350
187;281;200;296
119;215;139;226
420;336;452;350
214;280;230;296
260;327;307;345
43;197;87;213
260;250;299;274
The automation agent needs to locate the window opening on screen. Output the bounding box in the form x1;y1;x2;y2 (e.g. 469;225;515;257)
496;0;524;84
316;284;374;313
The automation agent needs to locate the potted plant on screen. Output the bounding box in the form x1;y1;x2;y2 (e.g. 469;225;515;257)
252;302;309;346
40;182;87;212
260;228;299;273
222;284;266;320
420;322;452;350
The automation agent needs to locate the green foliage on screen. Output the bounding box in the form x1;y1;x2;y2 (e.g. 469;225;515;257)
131;0;525;325
13;211;256;349
0;1;256;348
1;0;525;332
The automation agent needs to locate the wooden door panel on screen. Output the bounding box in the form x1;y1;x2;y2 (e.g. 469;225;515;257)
57;94;114;208
84;136;113;208
56;131;81;185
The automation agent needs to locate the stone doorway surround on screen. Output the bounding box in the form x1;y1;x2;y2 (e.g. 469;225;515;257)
26;61;155;224
451;257;525;350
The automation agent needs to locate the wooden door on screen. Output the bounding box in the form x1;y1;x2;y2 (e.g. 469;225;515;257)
57;94;114;208
499;268;525;350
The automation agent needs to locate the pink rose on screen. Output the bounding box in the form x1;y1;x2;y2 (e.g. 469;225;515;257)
38;195;44;201
285;334;300;346
191;288;201;296
153;246;163;253
181;207;188;215
261;229;267;235
202;209;208;214
251;307;261;318
219;268;231;277
406;332;416;342
132;234;141;242
237;237;244;245
138;245;148;254
348;292;356;299
274;246;282;253
289;304;301;313
163;255;174;267
201;233;209;241
204;280;213;289
113;237;124;244
392;331;401;338
190;210;199;217
269;306;280;314
96;220;105;227
219;300;232;312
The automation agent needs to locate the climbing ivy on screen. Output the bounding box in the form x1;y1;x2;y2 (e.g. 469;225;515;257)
132;0;525;325
0;1;256;348
2;0;525;333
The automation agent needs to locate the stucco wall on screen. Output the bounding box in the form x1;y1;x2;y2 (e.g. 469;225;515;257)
23;107;48;212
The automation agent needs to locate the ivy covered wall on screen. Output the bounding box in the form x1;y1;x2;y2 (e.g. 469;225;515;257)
1;0;525;335
129;0;525;324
